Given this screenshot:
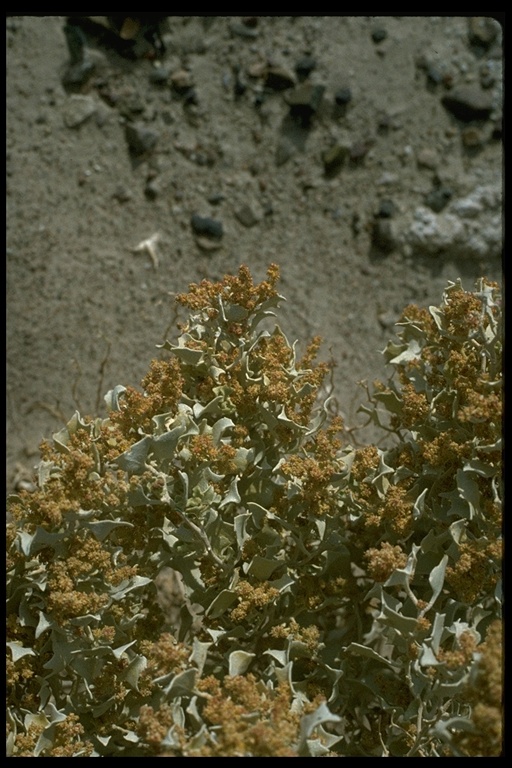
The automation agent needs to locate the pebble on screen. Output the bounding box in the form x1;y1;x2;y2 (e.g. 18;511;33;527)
468;16;499;49
63;94;97;128
441;85;494;122
371;27;387;44
62;59;95;90
113;185;132;203
208;192;225;205
234;203;259;228
149;64;171;85
171;69;194;93
371;219;395;253
191;213;223;239
144;179;160;200
295;55;316;81
425;186;453;213
195;236;223;252
124;122;159;156
322;143;350;176
334;87;352;106
461;126;485;149
264;65;296;91
416;147;438;170
377;199;395;218
286;83;325;125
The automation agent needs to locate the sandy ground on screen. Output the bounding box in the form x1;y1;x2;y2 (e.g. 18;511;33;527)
6;15;503;491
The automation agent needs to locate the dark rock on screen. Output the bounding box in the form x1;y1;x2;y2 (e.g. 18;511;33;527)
208;192;225;205
371;28;388;44
335;87;352;106
377;199;395;218
264;66;296;91
183;88;199;106
371;219;395;252
441;86;494;122
64;21;88;65
295;55;316;81
144;179;160;200
286;84;325;125
124;122;159;156
425;186;453;213
191;214;223;239
491;117;502;141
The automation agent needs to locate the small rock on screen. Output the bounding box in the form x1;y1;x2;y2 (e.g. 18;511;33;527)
371;27;388;44
62;59;95;90
322;143;350;176
371;219;395;252
441;86;494;122
377;199;395;218
144;179;160;200
191;213;223;239
461;126;485;148
113;185;132;203
149;64;171;84
170;68;194;93
334;87;352;106
416;147;438;170
124;122;159;156
425;186;453;213
208;192;225;205
468;16;499;49
195;236;223;251
286;83;325;125
235;204;259;228
264;65;296;91
295;55;316;81
63;94;97;128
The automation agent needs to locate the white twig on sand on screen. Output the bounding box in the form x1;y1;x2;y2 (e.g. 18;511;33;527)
131;232;161;269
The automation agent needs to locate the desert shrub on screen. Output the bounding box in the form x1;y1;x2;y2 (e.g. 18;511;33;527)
6;266;502;756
